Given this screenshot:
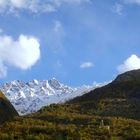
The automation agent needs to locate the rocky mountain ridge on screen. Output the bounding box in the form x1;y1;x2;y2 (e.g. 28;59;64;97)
1;78;99;115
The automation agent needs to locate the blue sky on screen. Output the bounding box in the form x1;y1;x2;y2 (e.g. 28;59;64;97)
0;0;140;86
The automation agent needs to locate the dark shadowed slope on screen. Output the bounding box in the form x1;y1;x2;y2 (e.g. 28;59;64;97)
0;91;18;123
69;69;140;119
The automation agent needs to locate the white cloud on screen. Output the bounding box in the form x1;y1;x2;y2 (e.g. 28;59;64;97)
47;20;65;54
113;3;123;15
80;62;94;69
11;0;27;8
0;60;7;78
117;54;140;73
0;34;40;78
123;0;140;5
54;20;62;33
0;0;91;14
0;28;3;33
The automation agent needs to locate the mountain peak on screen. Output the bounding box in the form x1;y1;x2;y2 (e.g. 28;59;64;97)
0;79;95;115
48;78;61;89
32;79;39;85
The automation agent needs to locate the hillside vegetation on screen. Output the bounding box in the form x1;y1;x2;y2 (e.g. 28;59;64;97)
0;70;140;139
0;104;140;140
69;70;140;120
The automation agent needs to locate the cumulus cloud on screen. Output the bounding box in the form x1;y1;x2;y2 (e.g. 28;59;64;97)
0;34;40;78
80;62;94;69
0;0;91;14
117;54;140;73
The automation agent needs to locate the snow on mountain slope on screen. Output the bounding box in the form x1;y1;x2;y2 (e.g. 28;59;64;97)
0;78;102;115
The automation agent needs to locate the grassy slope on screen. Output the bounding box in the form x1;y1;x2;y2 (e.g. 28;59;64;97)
0;70;140;139
0;104;140;140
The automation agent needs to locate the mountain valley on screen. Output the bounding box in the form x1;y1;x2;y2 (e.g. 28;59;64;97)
0;70;140;139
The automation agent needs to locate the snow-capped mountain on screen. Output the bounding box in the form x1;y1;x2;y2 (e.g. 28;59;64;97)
0;78;100;115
